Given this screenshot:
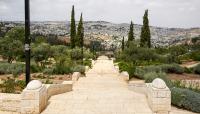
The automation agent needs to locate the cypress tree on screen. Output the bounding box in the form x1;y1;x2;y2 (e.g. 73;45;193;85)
140;10;151;48
77;13;84;64
122;37;125;51
70;5;76;48
76;13;84;47
128;21;134;42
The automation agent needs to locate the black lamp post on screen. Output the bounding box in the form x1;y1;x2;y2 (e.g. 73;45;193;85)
25;0;31;85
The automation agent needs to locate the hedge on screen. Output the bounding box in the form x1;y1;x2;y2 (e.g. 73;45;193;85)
171;87;200;113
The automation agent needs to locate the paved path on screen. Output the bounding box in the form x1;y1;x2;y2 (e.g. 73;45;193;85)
41;56;153;114
1;56;197;114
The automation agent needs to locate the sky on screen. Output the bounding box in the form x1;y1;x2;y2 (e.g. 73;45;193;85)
0;0;200;28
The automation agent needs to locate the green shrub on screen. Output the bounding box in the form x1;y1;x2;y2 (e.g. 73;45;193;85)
43;68;54;75
144;72;167;83
53;64;72;75
83;59;92;67
70;48;82;60
0;63;25;76
171;87;200;113
194;64;200;74
118;62;135;78
72;65;85;74
160;64;184;74
184;67;193;74
2;78;15;93
30;61;41;73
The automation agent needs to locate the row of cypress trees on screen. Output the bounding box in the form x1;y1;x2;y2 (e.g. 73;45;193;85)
122;9;151;51
70;5;84;49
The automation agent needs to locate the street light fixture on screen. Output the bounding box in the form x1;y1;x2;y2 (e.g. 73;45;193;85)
25;0;31;85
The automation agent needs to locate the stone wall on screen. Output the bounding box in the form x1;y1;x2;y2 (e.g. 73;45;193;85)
0;93;21;113
46;81;73;99
0;79;74;114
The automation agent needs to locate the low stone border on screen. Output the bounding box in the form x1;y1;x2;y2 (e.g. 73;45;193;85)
0;72;79;114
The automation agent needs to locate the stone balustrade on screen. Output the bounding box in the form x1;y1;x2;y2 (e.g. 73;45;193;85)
146;78;171;114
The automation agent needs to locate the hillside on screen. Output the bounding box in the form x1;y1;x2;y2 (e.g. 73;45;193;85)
1;21;200;48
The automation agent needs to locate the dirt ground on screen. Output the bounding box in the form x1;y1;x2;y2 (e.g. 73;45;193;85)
0;73;72;84
168;73;200;80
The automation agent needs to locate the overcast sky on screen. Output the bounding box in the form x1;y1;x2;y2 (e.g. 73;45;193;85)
0;0;200;28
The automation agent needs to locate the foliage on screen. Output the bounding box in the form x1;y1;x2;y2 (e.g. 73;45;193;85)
72;65;85;74
171;87;200;113
70;47;82;60
118;62;135;78
118;44;160;65
70;5;76;48
184;67;193;74
144;72;167;83
121;37;125;51
160;64;184;74
30;60;42;73
0;62;25;76
194;64;200;74
127;21;134;47
135;64;184;79
0;27;24;63
2;78;15;93
32;43;53;67
53;64;71;75
140;10;151;48
76;13;84;48
43;68;54;75
83;59;92;67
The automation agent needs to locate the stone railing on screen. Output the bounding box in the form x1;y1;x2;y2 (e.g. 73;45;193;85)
146;78;171;114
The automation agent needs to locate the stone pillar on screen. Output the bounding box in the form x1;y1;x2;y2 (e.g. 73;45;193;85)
120;71;129;81
72;72;81;83
85;66;90;72
146;78;171;114
21;80;47;114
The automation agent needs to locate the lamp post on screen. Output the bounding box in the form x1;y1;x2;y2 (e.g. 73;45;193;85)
25;0;31;85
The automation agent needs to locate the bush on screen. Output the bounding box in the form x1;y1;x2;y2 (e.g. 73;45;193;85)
70;48;82;60
184;67;193;74
83;59;92;67
30;61;42;73
118;62;135;78
43;68;54;75
144;72;167;83
72;65;85;74
171;87;200;113
0;63;25;76
53;64;72;75
160;64;184;74
194;64;200;74
2;78;15;93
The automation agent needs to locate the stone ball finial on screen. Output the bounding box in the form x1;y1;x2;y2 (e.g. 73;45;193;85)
27;80;42;90
152;78;167;89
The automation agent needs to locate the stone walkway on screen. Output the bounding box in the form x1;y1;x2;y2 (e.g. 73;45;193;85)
41;56;153;114
1;56;196;114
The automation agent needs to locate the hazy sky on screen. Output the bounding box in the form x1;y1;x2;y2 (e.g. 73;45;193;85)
0;0;200;28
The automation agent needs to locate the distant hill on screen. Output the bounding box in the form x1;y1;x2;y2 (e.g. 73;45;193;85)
1;21;200;48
